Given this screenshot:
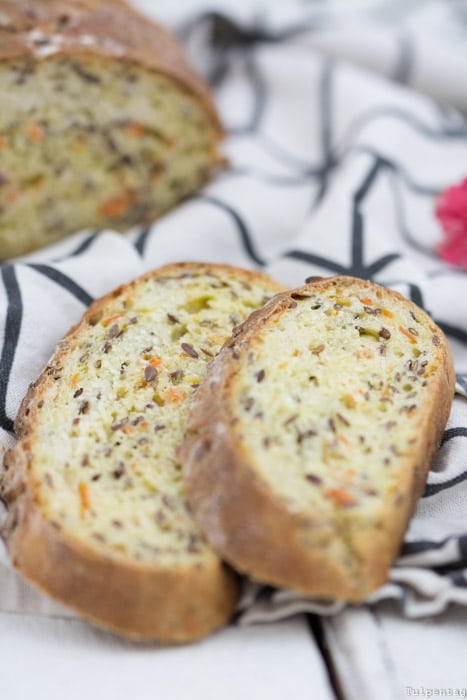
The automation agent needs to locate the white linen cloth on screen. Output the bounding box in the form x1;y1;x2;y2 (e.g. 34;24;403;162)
1;0;467;623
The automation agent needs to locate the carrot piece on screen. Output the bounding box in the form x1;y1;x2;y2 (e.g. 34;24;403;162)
337;434;350;446
324;487;356;507
125;121;144;138
165;387;187;403
98;193;133;217
122;426;133;435
399;326;417;343
101;313;124;327
359;297;373;305
70;373;79;387
149;357;163;368
0;136;6;149
79;482;90;518
381;308;394;318
27;124;45;142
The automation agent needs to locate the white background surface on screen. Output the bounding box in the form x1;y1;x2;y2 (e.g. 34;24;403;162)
0;614;333;700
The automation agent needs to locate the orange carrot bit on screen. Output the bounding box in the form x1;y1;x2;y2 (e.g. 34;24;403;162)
337;434;350;446
101;313;124;328
292;349;301;357
165;387;187;403
125;121;144;138
324;487;356;507
6;190;18;204
27;124;45;142
70;373;80;387
278;362;287;370
122;426;133;435
359;297;373;306
149;357;163;368
0;136;6;149
79;482;90;518
399;326;417;343
98;193;134;218
381;308;394;319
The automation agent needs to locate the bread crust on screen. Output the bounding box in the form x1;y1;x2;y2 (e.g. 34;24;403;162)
0;0;223;135
181;276;456;602
0;262;285;641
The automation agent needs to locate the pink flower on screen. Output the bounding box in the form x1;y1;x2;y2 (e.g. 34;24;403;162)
435;177;467;270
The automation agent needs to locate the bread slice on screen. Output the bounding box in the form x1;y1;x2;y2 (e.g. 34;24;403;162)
182;276;456;602
0;262;285;641
0;0;223;259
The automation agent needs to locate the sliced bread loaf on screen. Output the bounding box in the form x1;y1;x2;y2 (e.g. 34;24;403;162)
182;276;456;602
0;262;285;641
0;0;223;259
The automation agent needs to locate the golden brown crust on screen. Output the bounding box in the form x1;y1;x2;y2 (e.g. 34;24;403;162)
1;445;238;642
181;276;456;602
0;0;223;134
0;262;284;641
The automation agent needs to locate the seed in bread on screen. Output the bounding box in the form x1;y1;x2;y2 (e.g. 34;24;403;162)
182;276;456;602
0;262;285;641
0;0;224;259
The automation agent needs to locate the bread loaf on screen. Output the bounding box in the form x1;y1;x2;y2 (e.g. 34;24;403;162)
182;276;456;602
0;262;285;641
0;0;223;259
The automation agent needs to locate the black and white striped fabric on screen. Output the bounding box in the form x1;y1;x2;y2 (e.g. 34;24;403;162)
1;1;467;622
